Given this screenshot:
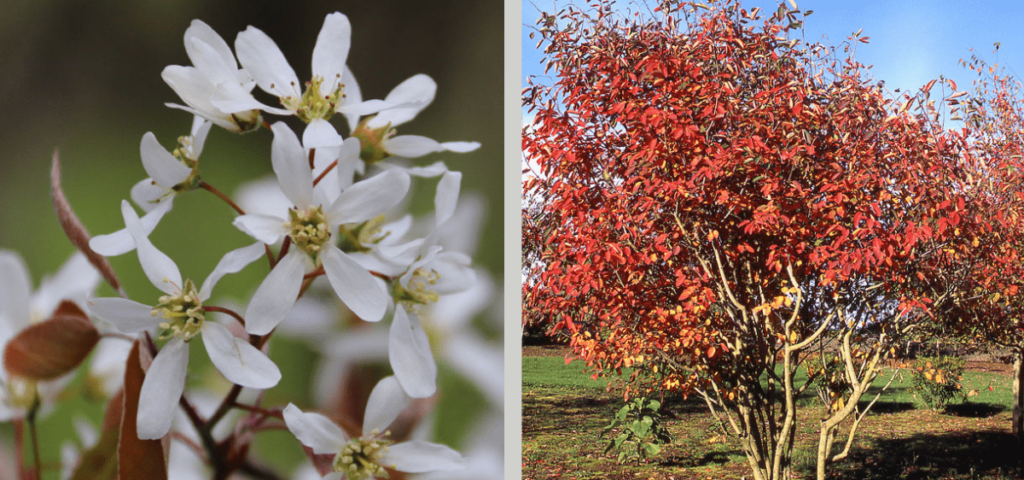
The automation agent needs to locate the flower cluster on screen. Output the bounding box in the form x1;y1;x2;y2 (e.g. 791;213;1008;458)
1;10;498;480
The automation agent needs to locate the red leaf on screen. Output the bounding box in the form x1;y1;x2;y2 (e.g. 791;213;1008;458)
3;300;99;380
119;340;169;480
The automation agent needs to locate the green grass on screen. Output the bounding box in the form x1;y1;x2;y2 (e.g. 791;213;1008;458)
523;354;1020;480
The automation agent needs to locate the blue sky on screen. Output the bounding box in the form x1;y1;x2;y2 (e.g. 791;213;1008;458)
523;0;1024;120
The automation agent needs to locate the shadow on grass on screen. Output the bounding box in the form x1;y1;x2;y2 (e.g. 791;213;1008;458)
826;431;1024;480
945;402;1006;418
858;401;915;415
661;450;744;468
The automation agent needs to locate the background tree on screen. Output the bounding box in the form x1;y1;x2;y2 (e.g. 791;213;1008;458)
523;2;975;479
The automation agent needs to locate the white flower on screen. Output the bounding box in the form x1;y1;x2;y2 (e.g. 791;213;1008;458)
283;376;463;480
346;74;480;164
0;250;101;421
233;122;409;334
130;116;211;212
236;12;382;149
88;201;280;439
162;20;262;133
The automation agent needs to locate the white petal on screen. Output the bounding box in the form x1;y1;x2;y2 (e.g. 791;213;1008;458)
335;137;360;190
137;338;189;440
340;67;362;131
282;404;347;454
164;101;238;133
443;333;503;406
235;177;291;217
187;37;238;86
434;171;462;227
383;135;444;158
202;321;281;389
31;252;101;317
244;250;306;336
368;74;436;128
199;242;266;301
88;298;156;334
130;178;170;212
311;12;351;92
140;133;192;188
122;200;181;294
189;116;213;159
429;252;475;295
233;214;288;245
209;94;290;116
394;161;448;178
321;245;387;322
90;199;173;257
302;119;343;149
0;250;31;334
326;169;410;225
382;441;463;473
337;99;392;117
184;20;236;72
438;141;481;153
235;26;300;98
270;122;314;207
389;306;437;398
362;376;410;437
162;66;223;117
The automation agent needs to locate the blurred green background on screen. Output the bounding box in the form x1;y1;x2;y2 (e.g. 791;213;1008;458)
0;0;502;477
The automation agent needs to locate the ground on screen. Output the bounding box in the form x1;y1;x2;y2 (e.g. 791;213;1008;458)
523;345;1024;480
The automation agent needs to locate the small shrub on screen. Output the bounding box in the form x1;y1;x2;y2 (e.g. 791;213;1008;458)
910;355;966;410
600;396;672;465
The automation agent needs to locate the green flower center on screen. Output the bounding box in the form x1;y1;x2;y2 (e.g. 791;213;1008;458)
351;119;396;165
169;135;203;193
394;268;441;311
288;205;331;261
152;278;204;342
337;215;390;253
4;376;39;410
281;75;345;123
332;432;393;479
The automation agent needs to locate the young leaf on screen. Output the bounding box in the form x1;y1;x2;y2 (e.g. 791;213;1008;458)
3;300;99;380
118;340;169;480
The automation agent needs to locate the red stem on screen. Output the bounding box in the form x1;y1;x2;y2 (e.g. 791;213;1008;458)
313;159;339;187
199;181;246;216
204;305;246;327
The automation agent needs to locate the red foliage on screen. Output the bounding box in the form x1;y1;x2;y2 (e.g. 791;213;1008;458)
523;0;974;397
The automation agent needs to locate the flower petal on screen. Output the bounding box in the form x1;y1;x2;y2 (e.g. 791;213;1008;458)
140;133;192;188
233;214;288;245
382;440;463;473
368;74;436;129
326;169;410;225
0;250;32;335
362;375;410;437
393;161;448;178
184;20;236;72
389;306;437;398
198;242;266;301
189;116;213;159
270;122;314;207
90;199;173;257
235;26;300;98
122;200;181;294
187;37;238;86
434;171;462;227
321;245;387;322
311;12;351;93
235;177;291;217
88;298;156;334
438;141;481;153
382;135;443;158
443;333;503;406
282;403;347;454
244;250;307;336
130;178;170;212
201;321;281;389
137;338;189;440
31;252;100;317
302;119;343;150
340;67;362;132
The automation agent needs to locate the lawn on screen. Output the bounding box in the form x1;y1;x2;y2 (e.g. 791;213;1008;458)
522;352;1023;480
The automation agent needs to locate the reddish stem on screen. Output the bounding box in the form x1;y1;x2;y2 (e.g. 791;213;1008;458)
231;402;283;419
308;148;316;170
313;159;339;187
204;305;246;327
199;181;246;216
13;419;25;480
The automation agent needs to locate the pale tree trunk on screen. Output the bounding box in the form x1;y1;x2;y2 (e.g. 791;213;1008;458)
1014;352;1023;442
